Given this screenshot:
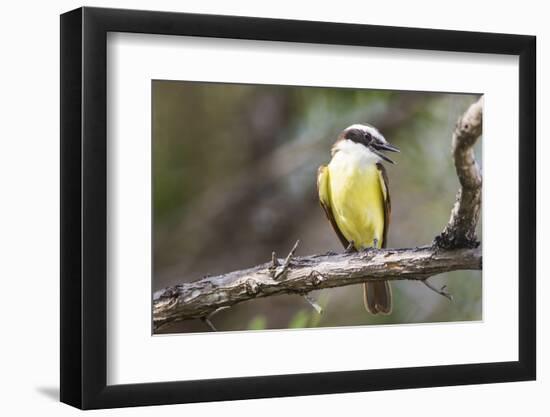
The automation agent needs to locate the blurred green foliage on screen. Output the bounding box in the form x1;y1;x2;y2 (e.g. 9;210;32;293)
152;80;482;334
247;315;268;331
288;310;310;329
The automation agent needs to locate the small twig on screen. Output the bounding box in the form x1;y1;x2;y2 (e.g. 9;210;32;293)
200;317;217;331
209;306;230;317
302;293;323;314
274;240;300;280
271;251;280;268
422;279;454;302
199;306;230;332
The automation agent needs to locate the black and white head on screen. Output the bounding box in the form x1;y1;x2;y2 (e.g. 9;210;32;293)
333;123;400;164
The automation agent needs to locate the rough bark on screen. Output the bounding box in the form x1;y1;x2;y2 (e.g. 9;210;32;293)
153;97;484;331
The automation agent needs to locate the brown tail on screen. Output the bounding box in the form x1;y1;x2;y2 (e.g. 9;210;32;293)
364;281;392;315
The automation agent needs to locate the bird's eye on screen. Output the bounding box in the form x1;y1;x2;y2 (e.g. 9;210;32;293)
364;133;372;145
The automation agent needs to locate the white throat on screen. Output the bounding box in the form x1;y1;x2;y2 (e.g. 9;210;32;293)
331;139;381;166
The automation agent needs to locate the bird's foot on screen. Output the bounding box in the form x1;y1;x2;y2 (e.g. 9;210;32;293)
345;241;356;253
361;239;379;253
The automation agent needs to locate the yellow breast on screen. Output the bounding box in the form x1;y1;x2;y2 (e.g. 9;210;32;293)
327;149;386;250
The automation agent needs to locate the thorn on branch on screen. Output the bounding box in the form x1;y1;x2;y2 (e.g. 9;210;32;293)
271;251;280;268
302;293;323;314
422;279;454;302
274;240;300;280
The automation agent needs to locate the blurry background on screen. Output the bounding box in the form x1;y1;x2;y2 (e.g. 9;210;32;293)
152;80;482;334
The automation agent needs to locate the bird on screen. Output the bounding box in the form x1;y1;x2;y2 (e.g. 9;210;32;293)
317;124;399;314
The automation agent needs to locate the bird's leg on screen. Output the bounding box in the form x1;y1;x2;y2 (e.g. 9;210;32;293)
345;241;356;253
361;238;379;253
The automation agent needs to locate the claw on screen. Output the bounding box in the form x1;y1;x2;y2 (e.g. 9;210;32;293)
345;241;356;253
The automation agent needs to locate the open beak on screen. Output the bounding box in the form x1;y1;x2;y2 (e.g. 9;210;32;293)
372;142;400;164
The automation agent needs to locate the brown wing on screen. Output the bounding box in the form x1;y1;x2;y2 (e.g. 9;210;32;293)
317;165;349;249
376;162;391;248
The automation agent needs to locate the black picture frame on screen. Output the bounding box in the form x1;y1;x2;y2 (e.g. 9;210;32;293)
60;6;536;410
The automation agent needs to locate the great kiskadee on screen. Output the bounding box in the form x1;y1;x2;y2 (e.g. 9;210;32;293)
317;124;399;314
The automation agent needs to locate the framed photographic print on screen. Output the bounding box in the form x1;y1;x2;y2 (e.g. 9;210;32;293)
60;6;536;409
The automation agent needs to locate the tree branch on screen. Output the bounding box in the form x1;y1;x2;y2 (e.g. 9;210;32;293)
153;246;481;330
434;96;483;248
422;278;454;302
153;97;484;332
